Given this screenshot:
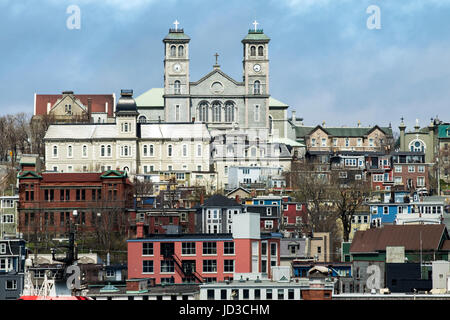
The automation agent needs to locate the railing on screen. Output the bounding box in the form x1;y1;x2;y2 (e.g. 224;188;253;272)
172;254;203;283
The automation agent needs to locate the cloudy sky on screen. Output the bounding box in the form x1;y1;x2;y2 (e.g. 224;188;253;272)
0;0;449;130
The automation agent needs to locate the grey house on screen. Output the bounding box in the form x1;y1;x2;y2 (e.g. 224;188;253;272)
0;238;26;300
197;194;243;233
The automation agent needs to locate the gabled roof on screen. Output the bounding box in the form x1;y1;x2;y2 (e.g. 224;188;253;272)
226;187;251;197
190;68;243;87
35;93;114;117
135;88;164;107
18;171;42;179
350;225;449;253
203;194;241;207
100;170;127;179
295;125;393;139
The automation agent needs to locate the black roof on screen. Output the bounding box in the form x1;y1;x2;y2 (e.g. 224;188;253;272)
203;194;242;207
116;89;138;114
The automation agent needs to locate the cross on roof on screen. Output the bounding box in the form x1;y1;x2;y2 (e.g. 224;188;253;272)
173;20;180;31
214;52;219;65
252;20;259;31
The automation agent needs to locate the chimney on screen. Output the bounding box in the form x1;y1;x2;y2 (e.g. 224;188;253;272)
200;193;204;205
235;195;240;204
105;102;109;115
47;102;51;113
87;98;92;121
136;222;144;239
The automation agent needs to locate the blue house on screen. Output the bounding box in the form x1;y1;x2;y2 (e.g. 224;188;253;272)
291;261;352;278
369;203;412;227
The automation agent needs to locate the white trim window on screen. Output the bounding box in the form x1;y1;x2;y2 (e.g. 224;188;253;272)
197;144;202;157
408;165;415;173
182;144;188;157
417;176;425;187
167;144;173;157
82;145;88;158
120;145;131;157
369;138;374;147
418;165;425;173
52;145;58;158
67;145;73;158
321;138;327;147
394;166;402;173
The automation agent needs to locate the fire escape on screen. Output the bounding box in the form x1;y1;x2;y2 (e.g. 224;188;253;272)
161;244;203;283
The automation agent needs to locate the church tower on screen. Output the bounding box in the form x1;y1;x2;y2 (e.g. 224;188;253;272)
242;21;270;131
163;21;191;122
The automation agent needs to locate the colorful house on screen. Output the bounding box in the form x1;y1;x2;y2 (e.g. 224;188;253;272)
127;212;282;285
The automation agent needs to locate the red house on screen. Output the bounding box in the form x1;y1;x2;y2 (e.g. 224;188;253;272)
281;202;308;233
127;212;282;285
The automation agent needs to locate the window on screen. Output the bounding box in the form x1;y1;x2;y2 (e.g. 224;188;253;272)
369;138;374;147
212;101;221;122
2;214;14;224
138;115;147;123
339;171;348;179
311;138;316;147
254;105;260;121
174;81;181;94
417;177;425;187
121;145;131;157
143;145;148;157
5;280;17;291
345;138;350;147
258;45;264;56
143;243;153;256
333;138;338;147
250;45;256;56
161;260;174;273
197;144;202;157
394;166;402;173
270;243;277;256
418;165;425;173
224;260;234;273
203;242;217;255
142;260;153;273
224;102;235;122
178;45;184;57
198;102;208;122
408;165;415;173
182;144;188;157
203;260;217;273
394;176;402;185
410;140;425;152
266;289;272;300
52;145;58;158
357;138;362;147
278;289;284;300
0;244;5;254
321;138;327;147
265;220;273;229
224;242;234;255
253;81;261;95
82;145;88;157
168;145;173;157
383;206;389;214
170;45;176;57
182;242;196;255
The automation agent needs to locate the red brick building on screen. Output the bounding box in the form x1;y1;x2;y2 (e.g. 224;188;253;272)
281;201;308;233
17;169;134;240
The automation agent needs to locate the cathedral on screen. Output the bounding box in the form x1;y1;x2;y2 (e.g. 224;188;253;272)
43;22;303;191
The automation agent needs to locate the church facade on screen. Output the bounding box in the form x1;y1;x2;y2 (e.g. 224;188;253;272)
43;24;303;191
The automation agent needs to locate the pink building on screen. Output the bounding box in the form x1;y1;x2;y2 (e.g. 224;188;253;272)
127;212;281;285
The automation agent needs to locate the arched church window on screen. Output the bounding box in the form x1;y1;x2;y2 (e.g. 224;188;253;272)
253;81;261;94
410;140;425;152
212;101;221;122
250;46;256;56
198;101;209;122
170;45;176;57
224;101;235;122
258;46;264;56
178;45;184;57
174;80;181;94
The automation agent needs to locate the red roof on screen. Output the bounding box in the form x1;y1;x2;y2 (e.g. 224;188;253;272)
42;172;102;183
35;93;115;116
350;224;448;253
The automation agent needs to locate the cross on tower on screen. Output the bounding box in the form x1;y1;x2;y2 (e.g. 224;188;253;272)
252;20;259;31
214;52;219;65
173;20;180;31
